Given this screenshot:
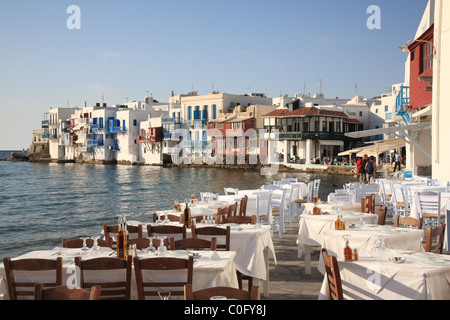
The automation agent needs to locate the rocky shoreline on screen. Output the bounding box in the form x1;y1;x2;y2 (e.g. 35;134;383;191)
8;152;358;176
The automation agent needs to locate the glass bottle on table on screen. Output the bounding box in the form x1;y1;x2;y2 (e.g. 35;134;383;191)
184;203;191;228
343;235;353;262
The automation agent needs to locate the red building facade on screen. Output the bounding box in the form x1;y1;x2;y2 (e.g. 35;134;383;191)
408;24;434;110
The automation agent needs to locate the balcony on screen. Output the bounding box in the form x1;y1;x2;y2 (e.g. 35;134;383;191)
277;131;345;141
90;124;104;131
109;126;126;133
88;139;104;147
136;135;158;143
162;117;183;125
78;146;93;153
41;120;49;127
189;119;207;128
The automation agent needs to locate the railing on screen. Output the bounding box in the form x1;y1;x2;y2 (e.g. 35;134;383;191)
90;124;104;131
136;135;159;143
278;132;345;140
395;85;411;125
109;126;126;133
182;140;210;148
78;146;93;153
88;139;104;147
162;117;183;125
41;120;49;126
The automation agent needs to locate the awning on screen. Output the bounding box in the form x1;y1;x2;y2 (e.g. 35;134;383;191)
412;106;432;118
346;122;431;159
345;122;431;139
338;148;363;156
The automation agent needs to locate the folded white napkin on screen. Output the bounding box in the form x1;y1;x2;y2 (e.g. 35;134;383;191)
210;251;221;260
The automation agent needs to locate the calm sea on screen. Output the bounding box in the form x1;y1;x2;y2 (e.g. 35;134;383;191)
0;154;357;259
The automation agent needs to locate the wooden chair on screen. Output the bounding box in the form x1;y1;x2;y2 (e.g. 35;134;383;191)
147;224;187;242
321;249;344;300
184;284;260;300
133;255;194;300
103;224;143;248
191;225;231;251
394;215;423;229
425;224;446;254
377;205;387;226
169;237;217;251
3;257;63;300
34;284;101;300
229;202;238;217
214;206;231;224
62;238;112;249
223;215;256;225
239;195;248;216
361;197;368;213
74;256;132;300
367;194;376;214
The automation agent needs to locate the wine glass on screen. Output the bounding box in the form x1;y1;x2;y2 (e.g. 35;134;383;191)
156;212;162;224
80;237;90;254
91;236;100;251
146;237;156;253
374;235;387;257
157;236;167;256
158;290;171;300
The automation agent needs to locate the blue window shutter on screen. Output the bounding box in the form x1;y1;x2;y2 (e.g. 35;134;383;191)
213;105;217;119
188;106;192;120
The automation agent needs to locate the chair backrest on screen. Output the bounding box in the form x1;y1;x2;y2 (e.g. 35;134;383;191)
256;192;272;221
366;194;375;214
147;224;187;241
307;181;314;203
281;178;298;184
223;215;256;225
271;189;286;211
133;255;194;300
34;284;101;300
103;224;143;247
200;192;218;202
74;256;132;300
214;206;232;224
313;179;321;199
321;249;344;300
229;202;238;217
128;237;152;250
262;185;280;191
191;225;230;251
153;213;181;223
416;191;443;225
425;224;446;254
169;237;217;251
62;238;112;249
239;195;248;216
184;284;260;300
377;205;387;226
394;215;424;229
224;188;239;195
3;257;63;300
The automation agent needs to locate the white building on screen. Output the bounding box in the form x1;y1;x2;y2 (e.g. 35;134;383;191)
432;0;450;180
46;107;77;160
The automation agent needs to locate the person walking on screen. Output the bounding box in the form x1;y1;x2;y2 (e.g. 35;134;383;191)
356;154;368;184
365;156;377;183
393;151;402;172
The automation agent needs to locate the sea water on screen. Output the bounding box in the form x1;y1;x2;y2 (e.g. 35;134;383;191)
0;159;357;258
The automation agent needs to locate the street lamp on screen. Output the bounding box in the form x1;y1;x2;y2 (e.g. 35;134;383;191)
399;39;436;54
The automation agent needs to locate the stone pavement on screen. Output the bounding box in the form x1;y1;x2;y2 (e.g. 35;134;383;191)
260;225;323;300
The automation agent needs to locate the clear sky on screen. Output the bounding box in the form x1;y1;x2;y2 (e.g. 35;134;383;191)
0;0;429;150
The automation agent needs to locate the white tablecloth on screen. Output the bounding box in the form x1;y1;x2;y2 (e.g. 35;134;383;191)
0;247;238;300
297;212;378;254
129;221;276;282
302;202;362;216
318;225;424;270
318;249;450;300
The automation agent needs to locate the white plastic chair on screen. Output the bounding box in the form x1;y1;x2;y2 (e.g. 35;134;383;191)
313;179;321;200
256;192;272;230
415;191;444;228
306;181;314;203
224;188;239;196
200;192;218;202
281;178;298;184
262;185;280;191
283;184;300;227
270;189;287;238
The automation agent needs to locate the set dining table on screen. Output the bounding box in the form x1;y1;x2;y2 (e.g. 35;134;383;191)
0;246;238;300
297;202;379;274
318;248;450;300
127;219;276;297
